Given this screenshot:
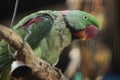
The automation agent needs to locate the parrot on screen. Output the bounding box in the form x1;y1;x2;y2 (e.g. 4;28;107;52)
0;10;99;79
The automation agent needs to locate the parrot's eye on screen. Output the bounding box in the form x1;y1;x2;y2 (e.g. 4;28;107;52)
83;16;88;20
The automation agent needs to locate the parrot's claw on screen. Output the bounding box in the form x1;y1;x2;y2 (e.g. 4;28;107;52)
8;44;13;56
21;28;32;52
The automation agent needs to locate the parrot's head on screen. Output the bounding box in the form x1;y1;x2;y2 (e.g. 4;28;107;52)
62;10;99;41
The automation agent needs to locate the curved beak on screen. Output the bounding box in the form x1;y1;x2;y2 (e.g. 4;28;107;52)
74;25;99;41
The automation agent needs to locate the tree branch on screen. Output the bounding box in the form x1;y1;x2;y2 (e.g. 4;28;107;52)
0;24;69;80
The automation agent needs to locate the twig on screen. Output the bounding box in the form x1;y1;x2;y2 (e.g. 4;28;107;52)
0;24;69;80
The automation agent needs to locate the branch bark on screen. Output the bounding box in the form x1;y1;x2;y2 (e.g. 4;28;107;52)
0;24;69;80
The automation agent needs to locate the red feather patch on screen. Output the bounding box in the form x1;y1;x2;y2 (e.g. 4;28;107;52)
19;17;44;29
61;10;69;16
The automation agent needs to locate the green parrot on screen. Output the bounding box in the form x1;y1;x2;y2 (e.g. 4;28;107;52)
0;10;99;79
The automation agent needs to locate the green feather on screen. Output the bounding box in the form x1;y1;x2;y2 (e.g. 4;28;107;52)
13;12;53;49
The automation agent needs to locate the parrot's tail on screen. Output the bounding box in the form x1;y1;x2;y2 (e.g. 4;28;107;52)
0;51;13;72
0;50;13;80
0;64;11;80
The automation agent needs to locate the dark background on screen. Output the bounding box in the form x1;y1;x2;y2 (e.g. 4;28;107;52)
0;0;66;26
0;0;65;18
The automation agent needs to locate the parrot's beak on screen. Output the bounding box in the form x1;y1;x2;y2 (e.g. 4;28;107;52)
74;25;99;41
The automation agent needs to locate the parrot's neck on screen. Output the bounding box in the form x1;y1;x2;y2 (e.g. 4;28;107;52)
63;15;80;40
63;15;79;33
61;10;78;33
